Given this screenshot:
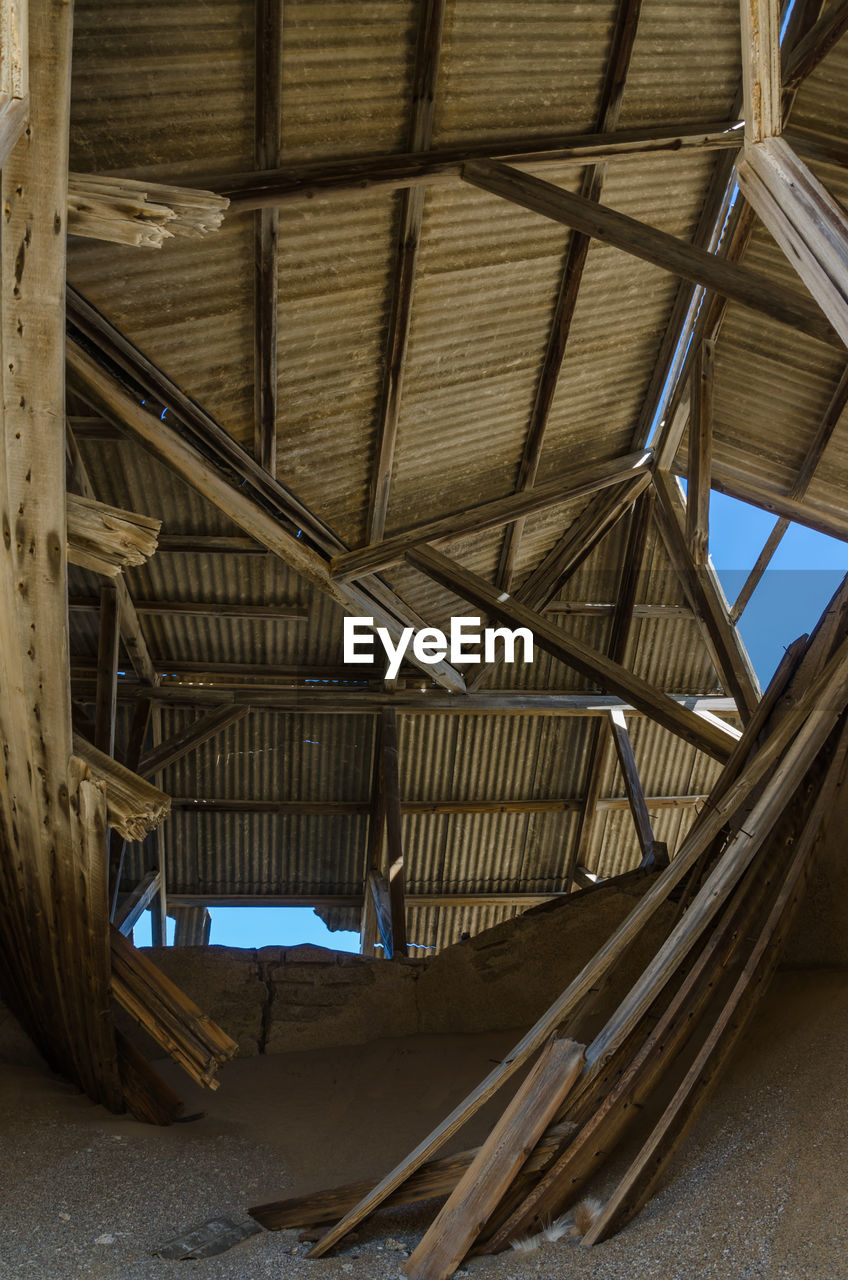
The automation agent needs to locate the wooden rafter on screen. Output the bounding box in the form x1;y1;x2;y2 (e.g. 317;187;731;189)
333;450;652;581
782;0;848;92
367;0;446;542
405;543;737;761
496;0;644;589
215;121;742;209
64;327;468;694
462;160;838;347
253;0;283;472
70;596;307;621
171;794;707;816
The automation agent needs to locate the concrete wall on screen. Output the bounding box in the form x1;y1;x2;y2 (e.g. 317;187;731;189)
140;877;677;1059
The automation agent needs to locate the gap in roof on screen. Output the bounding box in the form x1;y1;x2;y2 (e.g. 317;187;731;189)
709;490;848;686
133;907;361;952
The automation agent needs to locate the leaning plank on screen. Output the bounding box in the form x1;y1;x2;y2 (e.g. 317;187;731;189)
250;1121;578;1230
114;870;162;937
334;450;652;581
73;733;170;841
115;1029;185;1126
403;1038;585;1280
685;339;714;566
583;719;848;1245
406;544;736;761
462;160;838;347
110;927;237;1089
306;635;846;1256
67;491;161;576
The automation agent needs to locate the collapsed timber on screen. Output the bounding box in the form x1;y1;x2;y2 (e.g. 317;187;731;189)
249;580;848;1277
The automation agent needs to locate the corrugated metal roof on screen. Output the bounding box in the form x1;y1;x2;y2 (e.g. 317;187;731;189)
65;0;820;955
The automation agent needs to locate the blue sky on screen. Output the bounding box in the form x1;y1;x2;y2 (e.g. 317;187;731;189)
134;490;848;951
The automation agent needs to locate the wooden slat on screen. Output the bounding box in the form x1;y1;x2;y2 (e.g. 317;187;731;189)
136;705;250;779
65;333;467;695
216;121;742;209
685;339;714;567
71;596;307;620
462;159;839;347
740;0;781;141
253;0;283;472
406;544;736;761
403;1038;585;1280
334;450;652;581
381;708;407;957
653;471;760;721
738;135;848;347
368;0;446;541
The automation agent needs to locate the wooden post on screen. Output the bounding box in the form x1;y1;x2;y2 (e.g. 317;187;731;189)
361;713;387;957
94;582;121;756
738;135;848;348
686;339;714;568
740;0;781;142
607;707;659;864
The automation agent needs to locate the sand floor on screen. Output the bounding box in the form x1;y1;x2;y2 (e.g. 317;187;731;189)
1;969;846;1280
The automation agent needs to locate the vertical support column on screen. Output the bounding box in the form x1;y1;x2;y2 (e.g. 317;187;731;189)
381;708;408;958
94;581;120;755
360;709;407;958
686;339;714;568
253;0;283;473
149;703;169;945
740;0;781;141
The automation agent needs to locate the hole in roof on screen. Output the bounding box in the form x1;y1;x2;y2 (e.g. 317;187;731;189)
136;907;362;953
709;491;848;686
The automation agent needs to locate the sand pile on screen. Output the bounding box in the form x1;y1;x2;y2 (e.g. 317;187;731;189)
0;970;846;1280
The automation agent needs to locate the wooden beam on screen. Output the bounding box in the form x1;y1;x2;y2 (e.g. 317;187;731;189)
653;471;760;720
740;0;781;142
462;160;839;347
405;544;737;761
566;491;654;890
167;892;566;909
467;475;651;692
67;174;227;248
692;457;848;542
70;596;307;621
685;339;714;567
65;331;467;695
136;705;249;779
404;1038;585;1280
496;0;644;588
381;708;407;957
782;0;848;91
109;698;152;918
74;679;740;718
214;121;742;209
156;534;266;555
738;135;848;348
74;734;170;843
607;707;659;862
115;870;161;937
729;515;789;623
368;0;446;542
0;0;28;170
94;583;121;756
170;795;707;816
333;450;653;581
253;0;283;473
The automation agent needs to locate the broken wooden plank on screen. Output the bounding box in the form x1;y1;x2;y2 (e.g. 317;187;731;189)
67;173;228;248
403;1038;585;1280
73;732;170;841
66;491;161;576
